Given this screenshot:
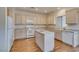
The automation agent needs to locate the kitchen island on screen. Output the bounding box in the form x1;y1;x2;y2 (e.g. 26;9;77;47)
35;29;55;52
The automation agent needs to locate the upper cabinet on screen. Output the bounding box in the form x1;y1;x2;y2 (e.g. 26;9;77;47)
21;15;26;24
47;14;55;24
40;15;46;24
66;9;79;24
15;14;22;25
33;14;46;25
15;13;47;25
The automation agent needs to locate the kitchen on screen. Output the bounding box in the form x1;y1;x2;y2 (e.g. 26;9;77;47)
0;7;79;52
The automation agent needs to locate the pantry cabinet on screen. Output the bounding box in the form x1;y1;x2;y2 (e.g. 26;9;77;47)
15;28;26;39
66;9;79;24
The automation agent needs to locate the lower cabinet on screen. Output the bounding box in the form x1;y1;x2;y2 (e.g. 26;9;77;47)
15;29;26;39
14;27;35;39
62;31;73;45
35;30;54;52
62;31;79;47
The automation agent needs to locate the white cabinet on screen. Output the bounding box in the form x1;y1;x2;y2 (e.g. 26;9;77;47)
62;31;79;47
66;9;79;24
15;28;26;39
15;14;27;25
14;13;47;39
62;31;73;45
40;15;46;24
35;30;54;52
35;31;44;50
34;15;46;25
15;15;35;39
15;14;22;25
21;15;26;24
47;14;54;24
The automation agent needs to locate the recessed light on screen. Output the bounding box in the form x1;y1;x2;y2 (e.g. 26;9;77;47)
44;10;47;13
35;8;38;11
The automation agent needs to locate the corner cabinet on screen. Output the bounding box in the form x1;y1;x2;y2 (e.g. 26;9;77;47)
66;9;79;24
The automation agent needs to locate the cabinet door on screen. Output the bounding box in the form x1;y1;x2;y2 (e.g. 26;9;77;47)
33;17;37;24
35;32;44;51
47;16;51;24
56;16;62;29
66;9;78;24
40;15;46;24
50;15;54;24
15;15;22;25
21;15;26;24
47;15;54;24
62;31;74;45
34;15;40;24
15;29;26;39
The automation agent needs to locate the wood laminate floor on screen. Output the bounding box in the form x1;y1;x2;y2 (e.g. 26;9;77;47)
11;38;42;52
11;38;79;52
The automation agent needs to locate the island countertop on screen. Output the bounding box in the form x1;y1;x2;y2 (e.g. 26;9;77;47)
35;29;53;34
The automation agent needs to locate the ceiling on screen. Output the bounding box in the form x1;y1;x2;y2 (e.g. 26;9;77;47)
14;7;74;14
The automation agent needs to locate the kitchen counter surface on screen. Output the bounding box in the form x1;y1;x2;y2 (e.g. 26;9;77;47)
35;29;53;34
63;29;79;32
46;27;79;32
